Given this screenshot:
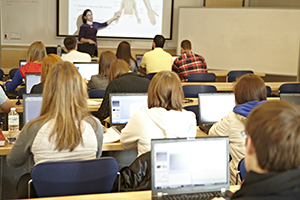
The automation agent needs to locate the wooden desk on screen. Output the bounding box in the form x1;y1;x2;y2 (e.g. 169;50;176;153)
19;185;241;200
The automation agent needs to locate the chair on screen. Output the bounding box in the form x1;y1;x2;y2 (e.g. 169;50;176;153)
227;70;253;82
145;73;156;81
29;157;118;197
184;105;199;126
9;68;18;79
236;158;247;184
17;87;26;99
0;69;4;81
279;83;300;93
187;73;216;82
266;85;272;97
88;89;105;98
182;85;217;98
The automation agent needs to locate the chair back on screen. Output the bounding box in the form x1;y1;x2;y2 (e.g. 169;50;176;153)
266;86;272;97
279;83;300;93
187;73;216;82
145;73;156;81
184;105;199;126
0;69;4;81
30;157;118;197
227;70;253;82
182;85;217;98
9;68;18;79
88;89;105;98
236;158;247;184
17;87;26;99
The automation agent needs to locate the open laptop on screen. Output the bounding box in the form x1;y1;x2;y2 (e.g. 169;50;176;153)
73;62;99;81
25;73;41;93
135;54;143;67
109;93;148;133
280;93;300;105
151;137;232;200
19;60;26;68
198;93;235;133
23;94;43;126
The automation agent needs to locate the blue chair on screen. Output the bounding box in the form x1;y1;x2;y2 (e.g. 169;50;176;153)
17;87;26;99
29;157;118;197
184;105;199;126
227;70;253;82
88;89;105;98
236;158;247;184
266;86;272;97
9;68;18;79
182;85;217;98
279;83;300;93
145;73;156;81
187;73;216;82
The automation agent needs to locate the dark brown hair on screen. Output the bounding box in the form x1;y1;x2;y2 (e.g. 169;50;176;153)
233;74;267;105
98;51;117;78
246;101;300;171
116;41;137;67
63;36;77;51
108;59;131;83
82;9;92;24
154;35;165;48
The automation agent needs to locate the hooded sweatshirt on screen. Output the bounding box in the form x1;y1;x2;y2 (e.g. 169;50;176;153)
120;107;197;156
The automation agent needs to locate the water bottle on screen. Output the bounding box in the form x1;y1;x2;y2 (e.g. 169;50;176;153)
8;108;19;140
57;45;62;57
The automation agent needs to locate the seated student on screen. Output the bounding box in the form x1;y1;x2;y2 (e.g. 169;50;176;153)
87;51;117;90
116;41;138;73
95;59;150;122
7;61;103;198
209;74;267;185
6;41;46;92
214;101;300;200
61;36;91;63
121;71;197;156
30;54;62;94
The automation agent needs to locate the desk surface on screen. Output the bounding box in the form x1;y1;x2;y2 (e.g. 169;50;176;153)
19;186;241;200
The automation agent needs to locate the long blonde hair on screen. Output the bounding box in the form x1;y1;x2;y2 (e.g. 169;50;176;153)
108;59;131;83
26;41;47;63
27;61;91;151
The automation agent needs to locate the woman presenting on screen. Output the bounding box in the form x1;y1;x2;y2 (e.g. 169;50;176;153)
78;9;120;56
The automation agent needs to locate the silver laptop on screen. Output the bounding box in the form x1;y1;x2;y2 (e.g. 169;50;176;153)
109;93;148;133
151;137;232;199
198;93;235;133
73;62;99;81
280;93;300;105
23;94;43;126
25;73;41;93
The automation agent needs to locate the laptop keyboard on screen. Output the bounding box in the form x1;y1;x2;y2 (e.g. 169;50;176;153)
161;191;232;200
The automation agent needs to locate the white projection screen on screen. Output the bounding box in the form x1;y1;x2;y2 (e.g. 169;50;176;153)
57;0;173;39
177;7;300;76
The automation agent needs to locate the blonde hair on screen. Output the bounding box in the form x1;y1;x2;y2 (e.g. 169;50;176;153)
108;59;131;83
26;41;47;63
41;54;62;83
148;71;184;111
26;61;92;151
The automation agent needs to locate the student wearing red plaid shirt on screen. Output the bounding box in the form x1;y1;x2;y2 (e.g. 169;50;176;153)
172;40;207;82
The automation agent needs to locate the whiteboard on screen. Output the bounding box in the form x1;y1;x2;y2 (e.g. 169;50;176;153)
177;7;300;76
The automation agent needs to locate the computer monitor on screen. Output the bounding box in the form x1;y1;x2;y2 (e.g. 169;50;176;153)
25;73;41;94
73;62;99;81
19;60;26;68
135;54;143;67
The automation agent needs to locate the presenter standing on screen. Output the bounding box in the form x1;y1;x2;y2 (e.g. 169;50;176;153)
78;9;120;57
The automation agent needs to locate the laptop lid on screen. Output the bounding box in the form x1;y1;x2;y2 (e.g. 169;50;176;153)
19;60;26;68
151;137;230;198
73;62;99;81
198;93;235;126
135;54;143;67
109;93;148;126
280;93;300;105
25;73;41;94
23;94;43;126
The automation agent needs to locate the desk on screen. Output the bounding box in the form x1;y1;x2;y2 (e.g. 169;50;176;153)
19;185;241;200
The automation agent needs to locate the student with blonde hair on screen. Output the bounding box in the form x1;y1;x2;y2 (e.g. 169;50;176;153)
7;61;103;198
121;71;197;156
30;54;62;94
6;41;47;92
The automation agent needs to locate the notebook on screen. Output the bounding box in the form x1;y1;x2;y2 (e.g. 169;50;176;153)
25;73;41;93
73;62;99;81
280;93;300;105
109;93;148;133
151;137;232;200
23;94;43;125
198;93;235;133
19;60;26;68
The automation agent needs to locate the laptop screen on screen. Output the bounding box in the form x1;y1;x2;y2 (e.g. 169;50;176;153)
109;93;148;125
280;93;300;105
151;137;230;197
23;94;43;125
25;73;41;94
73;62;99;81
198;93;235;125
20;60;26;68
135;54;143;67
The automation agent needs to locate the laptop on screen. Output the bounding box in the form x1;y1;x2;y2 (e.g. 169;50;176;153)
135;54;143;67
73;62;99;81
25;73;41;93
198;93;235;133
19;60;26;68
151;137;232;200
280;93;300;105
109;93;148;133
23;94;43;126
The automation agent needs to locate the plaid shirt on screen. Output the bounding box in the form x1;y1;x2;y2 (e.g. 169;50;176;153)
172;51;207;82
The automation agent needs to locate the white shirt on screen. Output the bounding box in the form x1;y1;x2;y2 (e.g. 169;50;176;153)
62;50;92;63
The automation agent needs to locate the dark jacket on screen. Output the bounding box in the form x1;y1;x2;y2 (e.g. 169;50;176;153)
231;169;300;200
